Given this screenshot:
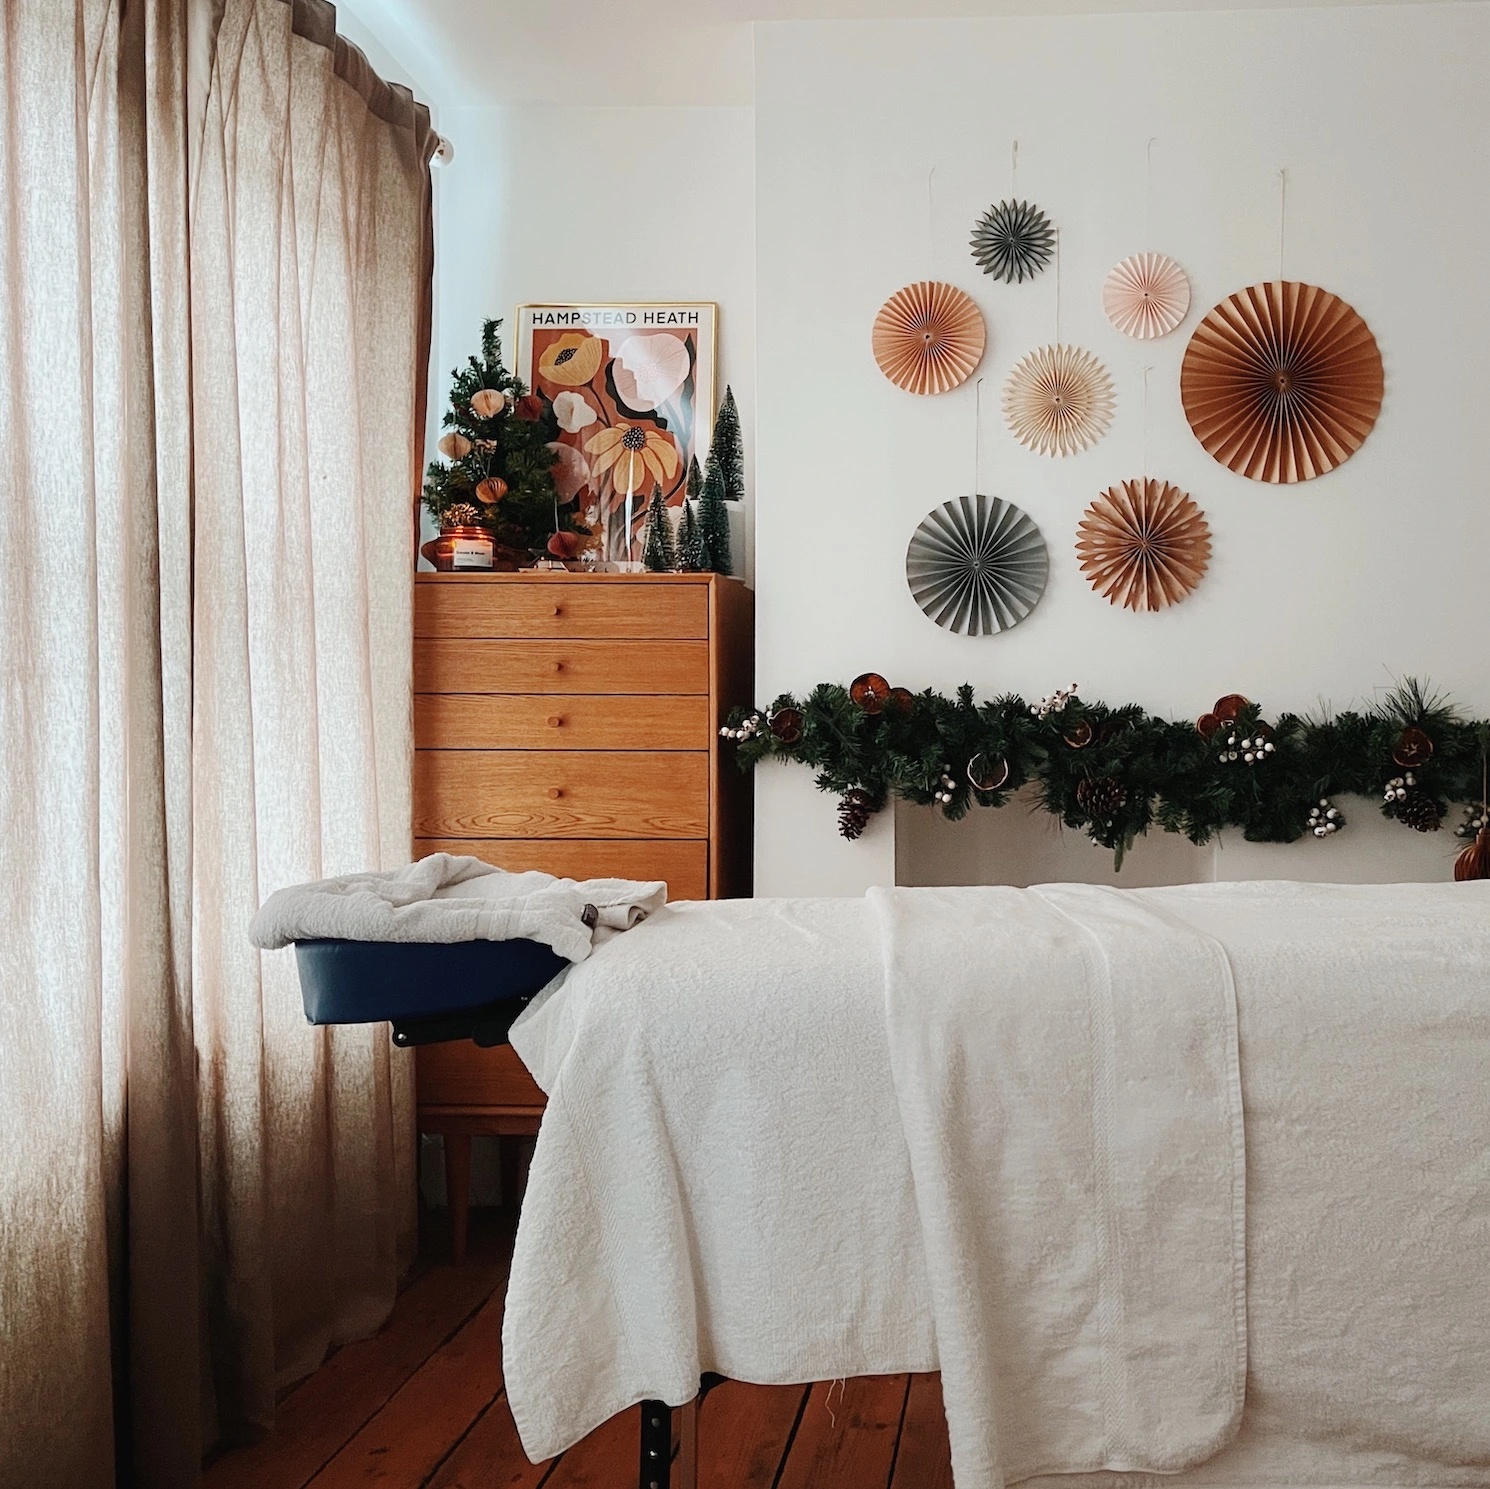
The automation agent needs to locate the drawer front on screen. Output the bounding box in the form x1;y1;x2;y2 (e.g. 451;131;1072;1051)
415;639;709;695
414;750;708;839
416;838;709;900
415;694;712;751
417;1042;543;1112
416;581;709;640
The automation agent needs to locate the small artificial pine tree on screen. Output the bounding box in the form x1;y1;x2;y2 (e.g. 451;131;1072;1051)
422;318;567;555
712;385;745;503
697;448;732;575
641;485;675;572
676;495;703;572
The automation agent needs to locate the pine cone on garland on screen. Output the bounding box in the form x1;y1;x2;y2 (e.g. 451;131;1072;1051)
1397;787;1443;833
838;787;877;840
1075;775;1127;819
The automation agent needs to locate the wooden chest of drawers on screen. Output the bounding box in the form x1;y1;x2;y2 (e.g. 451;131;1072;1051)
412;572;753;1254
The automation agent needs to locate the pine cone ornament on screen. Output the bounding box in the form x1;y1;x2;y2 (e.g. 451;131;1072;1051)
1075;775;1127;818
838;787;876;840
443;503;481;527
1397;787;1442;833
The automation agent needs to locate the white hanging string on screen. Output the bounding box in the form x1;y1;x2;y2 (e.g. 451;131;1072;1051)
927;166;937;271
1145;136;1158;245
1142;365;1153;483
1054;228;1062;344
1011;139;1019;197
1277;167;1288;282
973;376;985;494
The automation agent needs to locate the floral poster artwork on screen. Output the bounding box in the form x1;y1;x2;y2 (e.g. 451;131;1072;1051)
517;303;717;558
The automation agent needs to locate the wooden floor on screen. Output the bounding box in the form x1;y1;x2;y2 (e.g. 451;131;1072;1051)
204;1210;953;1489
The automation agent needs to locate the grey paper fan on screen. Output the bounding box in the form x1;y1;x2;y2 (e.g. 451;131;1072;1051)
970;200;1055;284
906;495;1048;635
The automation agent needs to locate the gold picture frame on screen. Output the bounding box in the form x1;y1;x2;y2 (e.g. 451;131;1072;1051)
515;302;718;556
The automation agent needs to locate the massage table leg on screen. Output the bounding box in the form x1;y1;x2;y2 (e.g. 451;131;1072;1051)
639;1396;698;1489
444;1134;472;1264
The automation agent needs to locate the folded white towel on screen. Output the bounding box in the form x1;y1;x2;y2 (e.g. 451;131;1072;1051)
249;853;667;963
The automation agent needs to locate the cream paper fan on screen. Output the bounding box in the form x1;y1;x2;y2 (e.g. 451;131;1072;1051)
1102;253;1190;339
1003;344;1115;457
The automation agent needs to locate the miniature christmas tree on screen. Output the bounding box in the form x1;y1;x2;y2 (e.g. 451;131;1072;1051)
422;318;569;557
712;385;744;504
676;496;704;572
697;449;732;575
641;485;675;572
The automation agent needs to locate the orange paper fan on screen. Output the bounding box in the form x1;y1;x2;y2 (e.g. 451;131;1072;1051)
872;281;986;395
1180;281;1384;483
1076;478;1212;611
1102;252;1190;339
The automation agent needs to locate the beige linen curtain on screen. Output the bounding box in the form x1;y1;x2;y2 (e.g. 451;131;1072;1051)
0;1;435;1483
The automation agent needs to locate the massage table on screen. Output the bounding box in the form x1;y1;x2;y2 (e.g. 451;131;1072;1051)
295;881;1490;1489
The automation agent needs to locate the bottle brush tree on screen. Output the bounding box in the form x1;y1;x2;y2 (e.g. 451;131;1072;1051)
641;485;676;572
697;448;732;575
712;385;745;504
422;318;571;556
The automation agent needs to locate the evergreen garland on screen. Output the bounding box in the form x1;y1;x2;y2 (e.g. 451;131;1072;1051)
641;485;675;573
697;449;732;575
723;676;1490;867
422;319;571;556
712;385;745;504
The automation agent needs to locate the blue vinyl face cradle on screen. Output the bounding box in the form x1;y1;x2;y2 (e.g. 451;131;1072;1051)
294;937;566;1048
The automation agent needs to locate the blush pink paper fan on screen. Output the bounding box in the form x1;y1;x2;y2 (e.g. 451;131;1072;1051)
1102;253;1190;340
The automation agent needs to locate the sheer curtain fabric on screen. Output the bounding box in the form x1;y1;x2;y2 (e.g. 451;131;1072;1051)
0;1;435;1483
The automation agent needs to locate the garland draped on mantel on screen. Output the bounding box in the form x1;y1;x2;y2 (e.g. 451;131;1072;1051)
723;677;1490;868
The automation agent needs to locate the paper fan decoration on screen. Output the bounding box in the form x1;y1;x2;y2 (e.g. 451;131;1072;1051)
1076;478;1211;612
871;281;986;395
1003;345;1115;457
1180;281;1384;483
1103;253;1190;339
970;200;1056;284
906;494;1048;636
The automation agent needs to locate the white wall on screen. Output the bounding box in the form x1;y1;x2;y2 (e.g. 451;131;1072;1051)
431;104;756;565
754;6;1490;894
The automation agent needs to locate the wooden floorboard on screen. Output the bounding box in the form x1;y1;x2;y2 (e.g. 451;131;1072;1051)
699;1379;810;1489
890;1374;955;1489
206;1212;954;1489
203;1251;508;1489
774;1375;911;1489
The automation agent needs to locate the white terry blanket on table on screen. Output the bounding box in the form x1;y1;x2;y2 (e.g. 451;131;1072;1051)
871;885;1245;1489
503;883;1490;1486
249;852;665;961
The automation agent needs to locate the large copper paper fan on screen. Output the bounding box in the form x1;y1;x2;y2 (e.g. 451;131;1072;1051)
1180;280;1384;483
1077;478;1211;611
872;281;986;395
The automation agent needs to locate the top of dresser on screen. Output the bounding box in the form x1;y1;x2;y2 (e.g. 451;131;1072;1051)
416;572;744;585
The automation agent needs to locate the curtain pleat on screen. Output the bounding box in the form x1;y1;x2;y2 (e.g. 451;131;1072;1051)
0;0;434;1478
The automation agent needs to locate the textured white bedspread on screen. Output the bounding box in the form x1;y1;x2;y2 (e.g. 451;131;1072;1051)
503;882;1490;1485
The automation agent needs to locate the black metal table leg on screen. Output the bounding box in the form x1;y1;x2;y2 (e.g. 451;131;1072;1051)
639;1400;672;1489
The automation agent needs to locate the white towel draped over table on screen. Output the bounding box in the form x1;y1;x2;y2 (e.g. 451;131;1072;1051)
249;853;667;962
872;885;1246;1489
504;883;1490;1487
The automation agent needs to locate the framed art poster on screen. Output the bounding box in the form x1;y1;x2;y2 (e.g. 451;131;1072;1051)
516;302;717;557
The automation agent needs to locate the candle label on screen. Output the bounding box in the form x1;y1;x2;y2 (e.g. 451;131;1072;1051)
451;538;494;570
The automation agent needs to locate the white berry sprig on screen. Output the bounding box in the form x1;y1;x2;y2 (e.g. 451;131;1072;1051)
1307;798;1343;837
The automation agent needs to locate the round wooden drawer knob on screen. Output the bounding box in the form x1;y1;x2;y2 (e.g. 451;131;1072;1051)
552;660;564;673
551;605;563;617
547;715;563;728
547;787;563;799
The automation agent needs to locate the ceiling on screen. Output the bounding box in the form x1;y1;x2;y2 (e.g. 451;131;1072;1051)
339;0;1474;108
